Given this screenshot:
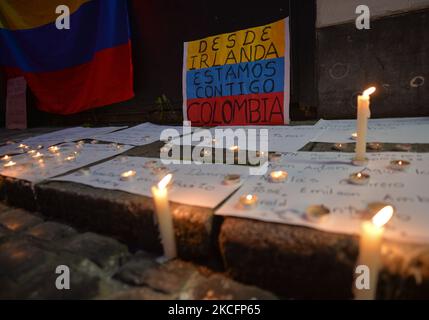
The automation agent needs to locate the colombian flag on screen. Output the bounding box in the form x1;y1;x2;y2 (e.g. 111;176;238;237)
0;0;134;115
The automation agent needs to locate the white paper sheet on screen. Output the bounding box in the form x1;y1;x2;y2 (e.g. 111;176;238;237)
52;156;251;208
0;142;132;183
94;122;196;146
21;126;127;149
314;117;429;143
171;125;322;152
216;152;429;244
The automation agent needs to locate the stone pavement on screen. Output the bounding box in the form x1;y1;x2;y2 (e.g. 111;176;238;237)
0;202;276;300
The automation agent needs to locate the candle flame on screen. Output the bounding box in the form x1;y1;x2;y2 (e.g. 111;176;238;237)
398;160;403;165
372;205;394;228
158;173;172;190
357;173;362;178
363;87;376;97
246;194;254;201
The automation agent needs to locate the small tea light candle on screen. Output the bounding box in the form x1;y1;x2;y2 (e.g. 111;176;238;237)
3;160;16;168
144;160;159;168
120;170;136;181
389;160;410;171
48;146;60;153
368;142;383;151
223;174;241;185
354;205;394;300
351;132;358;140
332;143;345;151
305;205;330;223
151;174;176;259
32;152;44;159
269;152;282;162
36;145;43;150
229;146;239;152
269;170;288;183
349;172;370;185
18;143;29;150
64;155;76;161
239;194;258;209
27;150;36;155
1;155;10;161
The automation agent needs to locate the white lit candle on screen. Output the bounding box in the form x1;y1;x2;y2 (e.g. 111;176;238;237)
151;174;177;259
1;155;11;162
354;87;376;164
354;205;394;300
32;152;44;159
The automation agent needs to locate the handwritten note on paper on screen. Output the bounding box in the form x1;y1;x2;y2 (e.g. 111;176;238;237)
216;152;429;244
171;126;322;152
0;143;132;183
21;126;127;149
6;77;27;130
314;117;429;143
52;156;251;208
94;123;197;146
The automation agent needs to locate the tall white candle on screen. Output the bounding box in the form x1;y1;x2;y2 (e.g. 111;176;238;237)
354;87;376;163
354;205;394;300
151;173;177;259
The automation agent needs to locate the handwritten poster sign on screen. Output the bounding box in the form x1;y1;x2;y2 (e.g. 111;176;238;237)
216;152;429;244
6;77;27;130
183;18;290;126
53;156;251;209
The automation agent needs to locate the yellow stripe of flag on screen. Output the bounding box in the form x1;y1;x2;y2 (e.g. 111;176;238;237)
186;19;285;70
0;0;91;30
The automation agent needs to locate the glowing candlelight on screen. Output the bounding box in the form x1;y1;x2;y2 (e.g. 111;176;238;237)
239;194;258;209
31;152;43;159
151;174;176;259
354;205;394;300
18;143;29;149
223;174;241;185
354;87;376;165
3;160;16;168
389;160;410;171
48;146;60;153
332;143;345;151
1;155;10;161
64;155;76;161
120;170;136;181
229;145;239;152
349;172;370;185
27;150;36;155
351;132;358;140
368;142;383;151
269;170;288;183
305;205;330;223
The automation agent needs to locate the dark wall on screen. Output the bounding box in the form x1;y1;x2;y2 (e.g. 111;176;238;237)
1;0;317;127
317;9;429;119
